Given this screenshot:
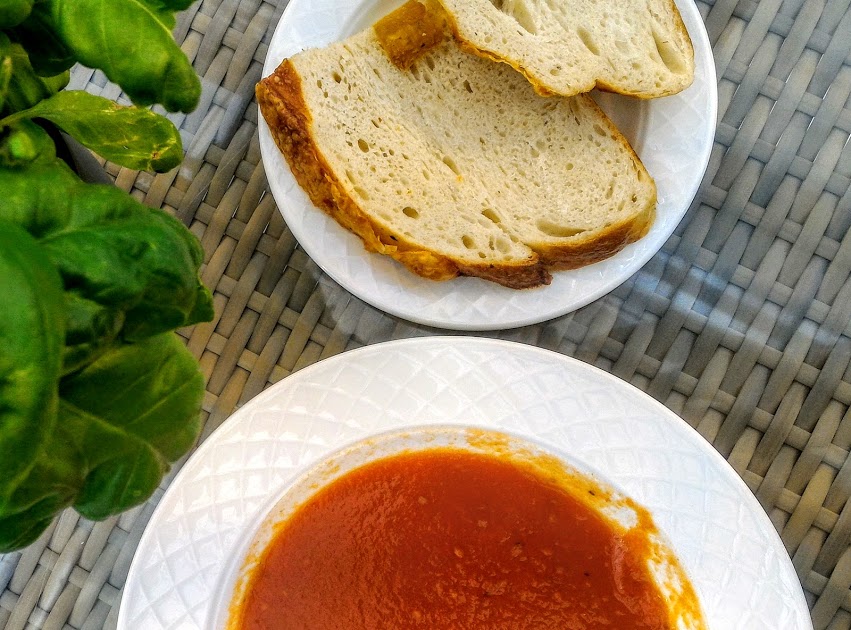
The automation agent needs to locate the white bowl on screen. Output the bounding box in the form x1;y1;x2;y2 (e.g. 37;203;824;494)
217;425;704;630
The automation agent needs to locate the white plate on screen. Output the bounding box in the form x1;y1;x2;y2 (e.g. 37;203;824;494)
119;337;811;630
258;0;718;331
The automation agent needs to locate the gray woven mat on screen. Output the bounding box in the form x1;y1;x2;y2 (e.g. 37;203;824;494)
3;0;851;627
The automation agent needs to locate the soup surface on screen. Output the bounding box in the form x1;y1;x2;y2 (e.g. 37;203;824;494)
234;448;678;629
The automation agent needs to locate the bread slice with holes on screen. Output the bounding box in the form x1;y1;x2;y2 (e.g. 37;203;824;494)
256;2;656;289
432;0;694;98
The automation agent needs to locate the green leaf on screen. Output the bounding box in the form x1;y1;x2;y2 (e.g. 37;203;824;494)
0;161;212;551
39;189;212;339
4;91;183;171
73;448;165;520
0;119;56;166
0;35;12;112
0;333;204;550
0;513;55;550
0;454;80;551
0;156;81;236
40;70;70;94
62;291;125;375
0;409;82;550
0;35;69;115
0;160;213;340
0;0;34;29
8;2;74;76
46;0;201;112
60;334;204;518
0;57;11;113
0;221;64;504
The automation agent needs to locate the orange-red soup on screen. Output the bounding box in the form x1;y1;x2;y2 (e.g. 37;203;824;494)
235;449;673;629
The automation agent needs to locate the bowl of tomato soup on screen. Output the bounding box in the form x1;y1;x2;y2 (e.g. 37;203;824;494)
222;426;705;630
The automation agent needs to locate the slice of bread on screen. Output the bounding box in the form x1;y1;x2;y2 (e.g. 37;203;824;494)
256;2;656;289
433;0;694;98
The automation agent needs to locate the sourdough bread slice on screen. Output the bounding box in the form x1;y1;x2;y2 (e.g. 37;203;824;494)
256;5;656;289
434;0;695;98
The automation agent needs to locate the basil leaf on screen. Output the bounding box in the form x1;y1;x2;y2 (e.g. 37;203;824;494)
0;156;80;236
0;38;11;112
0;0;34;29
0;221;64;503
8;2;74;76
6;91;183;172
46;0;201;112
38;187;213;339
73;447;164;521
62;291;124;375
0;442;81;551
0;34;69;115
0;119;56;166
60;334;204;519
0;161;213;341
0;333;203;550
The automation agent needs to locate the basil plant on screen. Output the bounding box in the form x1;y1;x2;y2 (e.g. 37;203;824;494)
0;0;215;551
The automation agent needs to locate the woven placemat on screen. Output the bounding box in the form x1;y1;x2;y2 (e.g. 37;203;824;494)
3;0;851;627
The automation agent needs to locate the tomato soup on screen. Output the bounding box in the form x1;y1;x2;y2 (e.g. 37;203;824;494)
231;448;697;629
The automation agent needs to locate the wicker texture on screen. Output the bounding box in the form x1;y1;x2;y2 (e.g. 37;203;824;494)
2;0;851;627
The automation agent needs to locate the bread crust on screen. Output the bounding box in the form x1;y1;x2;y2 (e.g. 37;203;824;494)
373;0;447;69
531;94;657;267
437;0;695;99
256;62;552;289
538;203;655;269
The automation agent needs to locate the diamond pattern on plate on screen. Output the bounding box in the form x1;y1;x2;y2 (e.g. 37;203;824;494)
119;337;811;630
258;0;717;331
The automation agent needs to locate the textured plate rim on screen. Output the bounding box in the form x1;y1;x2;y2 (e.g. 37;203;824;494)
257;0;718;331
118;337;811;630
